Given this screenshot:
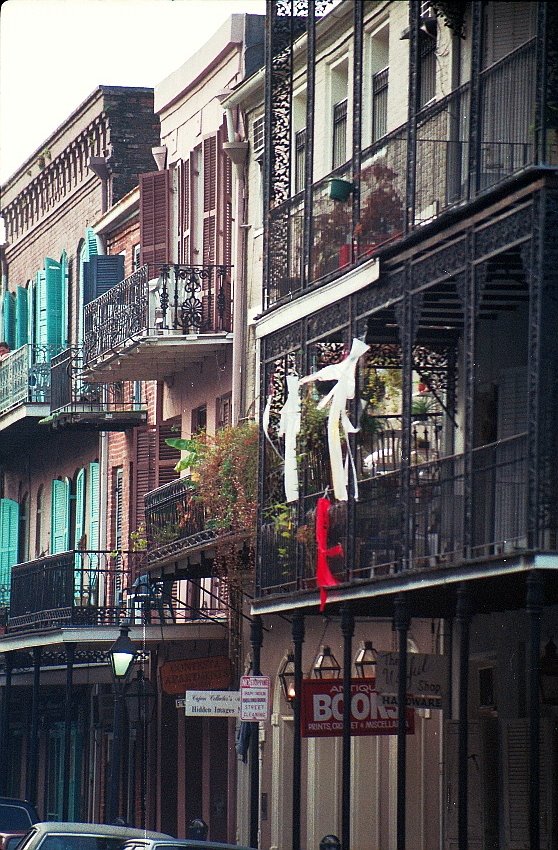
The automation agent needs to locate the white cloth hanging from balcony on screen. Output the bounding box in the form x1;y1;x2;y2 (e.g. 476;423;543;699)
278;374;301;503
300;338;369;501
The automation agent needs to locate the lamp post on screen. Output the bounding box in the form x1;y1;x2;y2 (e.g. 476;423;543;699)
107;623;136;824
125;669;157;828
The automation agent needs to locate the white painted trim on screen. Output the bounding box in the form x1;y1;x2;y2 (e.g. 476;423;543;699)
255;257;380;339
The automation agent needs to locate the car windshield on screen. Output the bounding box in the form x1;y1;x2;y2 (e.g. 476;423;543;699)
0;806;33;830
39;838;133;850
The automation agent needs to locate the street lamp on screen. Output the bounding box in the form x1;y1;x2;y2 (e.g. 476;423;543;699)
279;652;296;704
107;624;136;824
313;645;341;679
125;669;156;828
354;640;377;679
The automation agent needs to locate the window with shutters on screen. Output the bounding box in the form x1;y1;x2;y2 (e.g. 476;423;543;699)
140;169;170;279
156;418;181;488
18;492;29;563
74;468;86;550
51;478;70;554
88;461;100;551
253;116;264;155
83;255;125;304
191;405;207;435
217;393;232;430
0;497;19;605
2;291;15;350
178;158;191;264
482;1;537;68
331;59;349;169
15;286;29;349
419;30;437;109
35;484;44;558
112;468;123;553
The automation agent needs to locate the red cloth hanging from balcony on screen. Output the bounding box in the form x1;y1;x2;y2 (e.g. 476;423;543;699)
315;496;342;612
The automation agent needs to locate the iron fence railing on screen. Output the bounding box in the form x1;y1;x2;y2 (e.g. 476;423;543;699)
6;549;227;632
258;434;531;594
83;263;232;364
50;347;145;416
264;36;555;307
144;477;212;550
0;344;61;416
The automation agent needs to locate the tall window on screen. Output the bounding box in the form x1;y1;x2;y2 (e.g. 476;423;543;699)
332;99;348;169
419;32;437;108
35;485;44;557
294;129;307;194
372;67;389;141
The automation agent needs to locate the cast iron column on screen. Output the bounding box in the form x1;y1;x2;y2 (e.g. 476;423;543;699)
292;612;305;850
341;606;354;850
0;653;13;795
26;647;41;805
456;585;472;850
526;572;543;850
394;595;410;850
250;615;263;849
62;643;75;820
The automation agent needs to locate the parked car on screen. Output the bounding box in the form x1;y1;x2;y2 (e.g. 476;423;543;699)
121;839;253;850
15;823;173;850
0;797;40;850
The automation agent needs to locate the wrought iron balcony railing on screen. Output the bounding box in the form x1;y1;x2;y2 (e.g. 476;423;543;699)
144;477;217;565
0;344;60;417
265;37;557;306
83;263;232;364
49;347;146;428
6;549;227;633
258;434;531;596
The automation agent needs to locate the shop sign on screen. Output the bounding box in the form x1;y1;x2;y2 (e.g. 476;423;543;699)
240;675;271;721
160;655;231;695
300;678;415;737
375;652;448;710
184;690;240;717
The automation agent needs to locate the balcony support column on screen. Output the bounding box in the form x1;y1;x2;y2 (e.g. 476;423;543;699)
341;605;354;850
456;585;472;850
250;615;263;849
394;594;410;850
526;572;543;850
0;653;13;795
26;646;41;806
292;612;305;850
62;643;75;820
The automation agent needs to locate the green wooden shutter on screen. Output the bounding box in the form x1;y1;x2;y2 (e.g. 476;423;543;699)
15;286;29;348
27;277;36;350
36;269;48;349
74;469;86;548
0;498;19;605
2;291;16;350
60;251;69;349
86;227;99;260
44;258;63;351
88;462;100;550
51;478;70;554
84;255;125;304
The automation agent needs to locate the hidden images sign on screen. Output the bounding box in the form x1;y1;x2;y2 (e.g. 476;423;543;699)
300;678;415;737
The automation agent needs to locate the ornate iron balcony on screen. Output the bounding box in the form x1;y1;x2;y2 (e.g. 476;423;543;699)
0;344;57;417
83;263;232;364
48;347;147;430
144;477;218;566
6;549;227;633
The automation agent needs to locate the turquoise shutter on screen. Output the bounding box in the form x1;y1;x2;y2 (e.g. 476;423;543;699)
88;462;100;550
27;277;36;351
15;286;29;348
0;498;19;605
36;269;48;349
60;251;69;348
51;478;70;554
44;258;63;351
3;292;16;350
74;468;85;548
86;227;99;260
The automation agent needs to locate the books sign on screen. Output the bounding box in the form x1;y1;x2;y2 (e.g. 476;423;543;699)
300;678;414;737
240;675;271;721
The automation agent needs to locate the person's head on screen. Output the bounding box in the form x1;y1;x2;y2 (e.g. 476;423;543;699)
186;819;208;841
0;341;10;357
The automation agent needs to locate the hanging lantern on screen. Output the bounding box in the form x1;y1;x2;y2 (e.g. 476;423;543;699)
313;645;341;679
354;640;377;679
279;652;296;704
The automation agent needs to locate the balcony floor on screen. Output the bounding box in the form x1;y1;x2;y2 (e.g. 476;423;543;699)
82;333;233;382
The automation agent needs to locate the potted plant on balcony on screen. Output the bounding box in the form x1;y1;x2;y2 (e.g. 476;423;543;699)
355;161;404;258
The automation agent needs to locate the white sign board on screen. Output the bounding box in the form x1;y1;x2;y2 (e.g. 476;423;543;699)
240;675;271;721
184;690;240;717
375;652;448;709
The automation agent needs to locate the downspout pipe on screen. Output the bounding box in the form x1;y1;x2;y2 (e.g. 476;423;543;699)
221;103;249;425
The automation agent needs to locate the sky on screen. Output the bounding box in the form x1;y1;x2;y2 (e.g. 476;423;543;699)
0;0;265;184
